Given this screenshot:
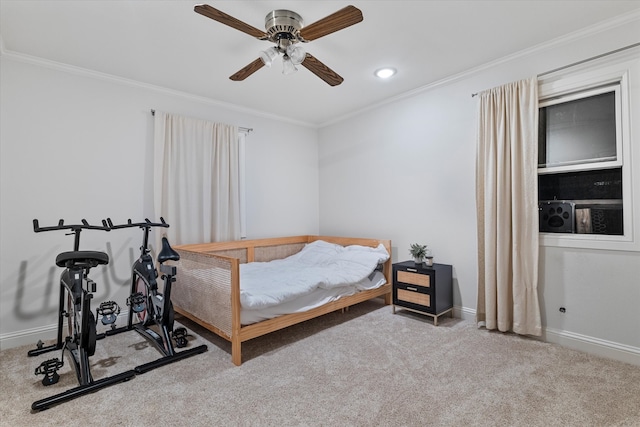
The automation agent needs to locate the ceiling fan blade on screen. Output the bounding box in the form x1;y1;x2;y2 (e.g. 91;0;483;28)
194;4;268;39
229;58;265;81
301;54;344;86
299;5;363;41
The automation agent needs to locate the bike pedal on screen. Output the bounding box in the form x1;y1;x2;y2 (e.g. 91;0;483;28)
97;300;121;325
172;327;189;348
127;292;146;313
35;358;64;386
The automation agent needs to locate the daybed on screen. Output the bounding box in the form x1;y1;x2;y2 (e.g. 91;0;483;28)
172;235;392;365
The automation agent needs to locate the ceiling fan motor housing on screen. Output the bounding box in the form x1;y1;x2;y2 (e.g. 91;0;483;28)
264;10;304;41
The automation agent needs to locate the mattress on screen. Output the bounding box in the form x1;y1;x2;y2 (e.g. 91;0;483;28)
239;239;390;324
241;270;386;325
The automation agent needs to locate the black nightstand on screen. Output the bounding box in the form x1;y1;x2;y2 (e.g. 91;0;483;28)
392;261;453;325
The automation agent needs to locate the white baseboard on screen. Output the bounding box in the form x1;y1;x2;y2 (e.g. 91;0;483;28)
4;306;640;366
0;309;132;351
453;305;477;321
0;323;58;351
541;327;640;366
451;305;640;367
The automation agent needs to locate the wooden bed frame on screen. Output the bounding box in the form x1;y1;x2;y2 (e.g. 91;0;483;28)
172;235;392;366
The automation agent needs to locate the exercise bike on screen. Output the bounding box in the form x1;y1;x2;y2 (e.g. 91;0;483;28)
106;218;207;374
28;219;136;411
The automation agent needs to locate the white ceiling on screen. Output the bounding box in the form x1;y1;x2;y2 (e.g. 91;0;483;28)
2;1;640;126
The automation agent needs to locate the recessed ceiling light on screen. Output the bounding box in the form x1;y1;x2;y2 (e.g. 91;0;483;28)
375;68;396;79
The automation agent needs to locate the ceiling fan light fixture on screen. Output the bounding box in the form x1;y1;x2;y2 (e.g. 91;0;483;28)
286;44;306;65
259;47;279;67
282;56;298;75
375;67;396;79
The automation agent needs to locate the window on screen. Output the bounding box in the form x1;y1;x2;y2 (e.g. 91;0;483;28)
538;84;623;236
537;51;639;251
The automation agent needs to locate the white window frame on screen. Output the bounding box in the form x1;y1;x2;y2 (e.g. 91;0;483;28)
538;84;622;174
538;51;639;251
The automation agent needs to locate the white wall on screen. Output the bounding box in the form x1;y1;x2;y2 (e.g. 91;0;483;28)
2;12;639;367
318;17;640;364
0;54;319;348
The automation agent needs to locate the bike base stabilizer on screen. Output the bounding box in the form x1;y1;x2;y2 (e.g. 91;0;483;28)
31;369;136;412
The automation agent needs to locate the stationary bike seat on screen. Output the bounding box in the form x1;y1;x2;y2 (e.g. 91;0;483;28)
56;251;109;268
157;237;180;263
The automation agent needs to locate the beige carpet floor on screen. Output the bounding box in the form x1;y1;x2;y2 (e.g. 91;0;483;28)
1;299;640;426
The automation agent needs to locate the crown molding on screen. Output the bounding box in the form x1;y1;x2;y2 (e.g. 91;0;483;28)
2;8;638;131
0;47;317;129
319;9;640;128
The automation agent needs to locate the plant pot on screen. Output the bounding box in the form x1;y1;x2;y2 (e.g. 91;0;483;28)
413;257;423;265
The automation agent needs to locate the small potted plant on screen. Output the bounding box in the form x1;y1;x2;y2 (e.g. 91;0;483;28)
409;243;434;266
409;243;428;265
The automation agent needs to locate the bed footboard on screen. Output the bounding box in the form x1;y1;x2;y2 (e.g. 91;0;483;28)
173;250;238;341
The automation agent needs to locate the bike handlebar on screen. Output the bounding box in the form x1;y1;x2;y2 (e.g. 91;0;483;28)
106;217;169;230
33;219;110;233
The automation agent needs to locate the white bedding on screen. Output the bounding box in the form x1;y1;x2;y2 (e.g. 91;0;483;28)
239;240;390;318
241;270;386;324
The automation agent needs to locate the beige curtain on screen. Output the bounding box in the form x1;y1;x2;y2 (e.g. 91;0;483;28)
475;77;542;336
153;112;241;246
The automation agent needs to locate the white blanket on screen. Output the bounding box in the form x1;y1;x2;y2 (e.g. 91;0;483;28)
240;240;389;309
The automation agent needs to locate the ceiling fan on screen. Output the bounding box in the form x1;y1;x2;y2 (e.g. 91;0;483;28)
194;4;364;86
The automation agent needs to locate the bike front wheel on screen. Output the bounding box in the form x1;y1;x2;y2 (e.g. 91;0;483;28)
85;312;97;356
65;291;77;343
65;293;97;357
167;300;175;333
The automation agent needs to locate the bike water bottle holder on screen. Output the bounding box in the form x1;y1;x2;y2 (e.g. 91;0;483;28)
127;292;146;313
97;301;120;326
35;358;64;386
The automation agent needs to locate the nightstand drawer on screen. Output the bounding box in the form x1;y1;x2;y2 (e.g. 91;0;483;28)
397;288;431;307
397;270;430;287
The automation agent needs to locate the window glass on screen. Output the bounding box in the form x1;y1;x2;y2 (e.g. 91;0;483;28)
538;168;623;235
539;91;616;168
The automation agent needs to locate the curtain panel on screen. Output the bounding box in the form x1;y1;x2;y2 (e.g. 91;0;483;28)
153;112;241;246
475;77;542;336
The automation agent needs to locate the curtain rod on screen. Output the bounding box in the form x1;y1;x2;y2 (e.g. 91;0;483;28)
471;42;640;97
150;109;253;133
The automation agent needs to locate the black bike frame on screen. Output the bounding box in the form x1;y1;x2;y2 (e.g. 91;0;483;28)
106;218;207;372
60;266;94;385
29;219;136;411
29;219;109;362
